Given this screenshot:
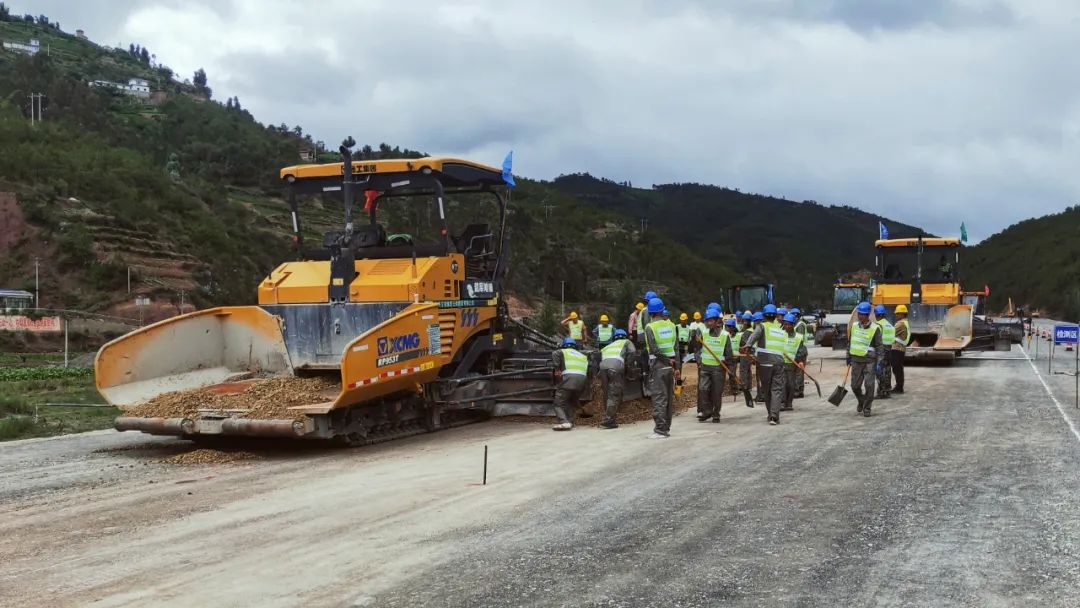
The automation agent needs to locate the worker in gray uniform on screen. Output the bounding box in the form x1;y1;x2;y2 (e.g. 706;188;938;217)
738;311;755;406
791;308;807;398
599;329;635;429
781;313;808;411
551;337;589;431
751;311;766;403
694;309;735;422
848;302;885;417
644;296;679;438
742;304;787;425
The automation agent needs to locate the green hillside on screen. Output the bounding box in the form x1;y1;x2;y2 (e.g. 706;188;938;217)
550;174;923;307
966;206;1080;319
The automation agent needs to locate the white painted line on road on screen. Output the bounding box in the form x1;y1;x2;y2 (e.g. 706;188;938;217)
1020;344;1080;444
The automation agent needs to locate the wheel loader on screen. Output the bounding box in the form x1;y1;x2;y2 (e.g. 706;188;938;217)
97;140;636;444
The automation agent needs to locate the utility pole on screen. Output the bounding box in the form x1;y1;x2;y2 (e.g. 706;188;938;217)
34;257;39;308
560;281;565;317
127;266;131;293
28;93;44;124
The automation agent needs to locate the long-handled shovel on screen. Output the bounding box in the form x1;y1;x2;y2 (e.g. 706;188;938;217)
699;339;755;408
783;354;823;398
828;365;851;406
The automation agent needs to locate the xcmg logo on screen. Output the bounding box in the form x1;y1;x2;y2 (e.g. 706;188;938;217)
377;332;421;356
461;309;479;328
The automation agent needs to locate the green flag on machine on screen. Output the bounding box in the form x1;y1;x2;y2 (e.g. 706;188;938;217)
960;222;968;243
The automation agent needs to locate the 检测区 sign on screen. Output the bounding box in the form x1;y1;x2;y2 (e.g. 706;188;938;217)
1053;324;1079;344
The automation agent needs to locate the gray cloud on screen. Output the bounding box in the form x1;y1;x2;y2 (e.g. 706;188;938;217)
25;0;1080;241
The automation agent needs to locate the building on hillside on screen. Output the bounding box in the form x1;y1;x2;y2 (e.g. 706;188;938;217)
76;29;87;40
89;77;151;98
2;38;40;56
0;289;33;313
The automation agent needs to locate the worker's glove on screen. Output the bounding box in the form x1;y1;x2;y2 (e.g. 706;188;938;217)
846;356;852;366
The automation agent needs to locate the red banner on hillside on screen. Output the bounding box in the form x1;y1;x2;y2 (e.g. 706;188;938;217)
0;316;62;333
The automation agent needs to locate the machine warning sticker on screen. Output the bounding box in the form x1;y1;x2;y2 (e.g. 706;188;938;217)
427;323;441;355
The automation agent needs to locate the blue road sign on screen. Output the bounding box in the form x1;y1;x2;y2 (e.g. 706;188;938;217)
1053;324;1079;344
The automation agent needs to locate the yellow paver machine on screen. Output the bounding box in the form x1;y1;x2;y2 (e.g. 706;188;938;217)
97;139;600;444
869;236;1013;361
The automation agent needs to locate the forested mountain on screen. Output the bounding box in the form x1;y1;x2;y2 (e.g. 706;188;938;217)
551;174;923;306
966;206;1080;319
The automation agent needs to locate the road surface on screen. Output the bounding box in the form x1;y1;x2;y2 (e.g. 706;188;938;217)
2;345;1080;607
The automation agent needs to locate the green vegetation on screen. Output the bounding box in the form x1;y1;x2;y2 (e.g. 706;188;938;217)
966;206;1080;319
0;371;116;441
0;366;93;381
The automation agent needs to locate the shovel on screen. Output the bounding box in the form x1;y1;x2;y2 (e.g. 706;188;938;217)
699;338;755;408
828;365;851;406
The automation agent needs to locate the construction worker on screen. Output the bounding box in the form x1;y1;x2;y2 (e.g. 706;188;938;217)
644;297;679;438
688;311;706;362
634;291;657;346
599;329;635;429
874;304;894;399
743;304;787;425
751;311;765;402
628;302;644;343
791;308;807;398
594;314;615;348
781;313;808;411
848;302;884;417
677;312;693;361
891;305;910;394
561;311;588;345
551;337;588;431
738;312;755;406
695;309;735;422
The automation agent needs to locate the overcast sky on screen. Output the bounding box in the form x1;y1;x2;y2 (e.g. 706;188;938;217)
21;0;1080;241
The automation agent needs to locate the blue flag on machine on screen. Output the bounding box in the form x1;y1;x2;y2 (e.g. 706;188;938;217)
960;222;968;243
502;151;516;188
878;221;889;240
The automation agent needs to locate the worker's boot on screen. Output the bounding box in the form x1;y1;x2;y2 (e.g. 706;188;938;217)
856;396;864;413
862;405;871;417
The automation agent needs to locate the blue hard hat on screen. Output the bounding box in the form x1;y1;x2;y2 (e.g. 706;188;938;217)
763;304;778;315
704;308;721;321
857;301;872;315
752;312;764;321
741;312;753;321
875;304;887;315
783;313;797;324
707;301;721;311
777;307;788;316
662;308;670;317
724;318;737;327
644;290;657;300
791;308;801;315
562;337;577;347
647;297;665;314
613;328;627;338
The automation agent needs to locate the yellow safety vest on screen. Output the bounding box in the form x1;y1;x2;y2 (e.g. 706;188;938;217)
849;323;879;357
783;332;804;361
596;324;613;342
758;320;788;356
647;319;677;357
562;348;588;376
699;330;730;366
567;320;584;340
601;339;628;361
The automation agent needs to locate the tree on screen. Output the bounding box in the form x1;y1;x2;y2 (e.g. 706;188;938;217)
0;3;10;21
231;96;240;110
129;43;135;55
225;97;234;110
193;68;207;89
140;47;150;63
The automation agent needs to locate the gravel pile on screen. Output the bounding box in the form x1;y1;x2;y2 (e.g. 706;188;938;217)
125;376;338;420
159;449;261;465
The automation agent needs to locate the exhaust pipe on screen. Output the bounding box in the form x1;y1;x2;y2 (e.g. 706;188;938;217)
115;416;313;438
